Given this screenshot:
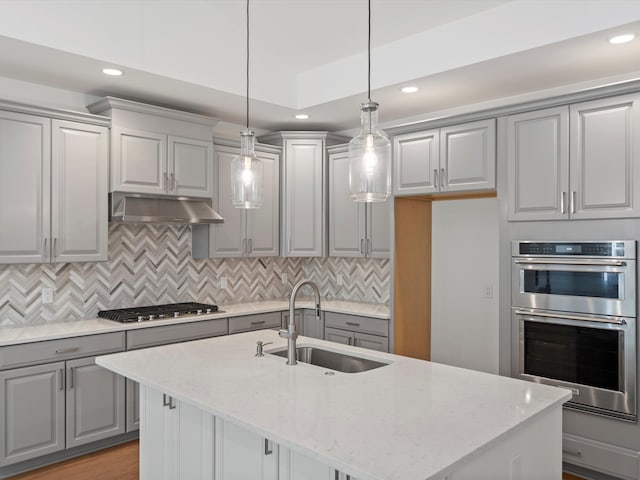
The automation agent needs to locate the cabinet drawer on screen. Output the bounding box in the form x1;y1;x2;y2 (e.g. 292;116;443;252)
229;312;281;334
126;318;228;350
0;332;125;370
324;312;388;337
563;433;640;480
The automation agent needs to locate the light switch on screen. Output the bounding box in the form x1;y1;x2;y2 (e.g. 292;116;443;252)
281;273;288;285
337;274;343;286
220;276;227;289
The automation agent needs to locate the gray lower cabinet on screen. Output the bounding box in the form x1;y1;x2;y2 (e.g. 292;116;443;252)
324;312;389;352
0;362;66;465
229;312;281;334
302;310;324;339
65;356;125;448
0;333;125;468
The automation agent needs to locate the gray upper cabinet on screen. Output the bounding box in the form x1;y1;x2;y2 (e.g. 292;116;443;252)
393;119;496;196
570;95;640;219
506;106;569;221
87;97;217;199
0;362;65;466
0;109;109;264
259;131;349;257
191;140;280;258
328;145;390;258
507;94;640;221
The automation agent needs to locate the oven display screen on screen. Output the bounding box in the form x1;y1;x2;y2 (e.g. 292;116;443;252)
556;244;581;254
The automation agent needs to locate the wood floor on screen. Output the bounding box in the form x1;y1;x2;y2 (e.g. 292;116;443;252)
9;441;139;480
8;440;584;479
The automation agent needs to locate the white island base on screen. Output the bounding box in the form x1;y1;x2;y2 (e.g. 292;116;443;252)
97;331;570;480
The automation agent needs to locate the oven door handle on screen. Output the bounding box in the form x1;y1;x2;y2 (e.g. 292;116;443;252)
515;309;627;325
514;259;627;267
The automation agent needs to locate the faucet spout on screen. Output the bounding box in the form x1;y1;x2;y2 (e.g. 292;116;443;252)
279;279;321;365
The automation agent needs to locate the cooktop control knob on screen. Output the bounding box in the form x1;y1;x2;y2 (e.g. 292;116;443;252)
196;309;203;315
174;312;180;318
137;316;145;322
148;315;155;320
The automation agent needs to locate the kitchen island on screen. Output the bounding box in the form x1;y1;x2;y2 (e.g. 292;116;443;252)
96;330;570;480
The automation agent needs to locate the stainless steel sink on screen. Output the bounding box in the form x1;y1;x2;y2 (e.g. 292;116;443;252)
269;346;389;373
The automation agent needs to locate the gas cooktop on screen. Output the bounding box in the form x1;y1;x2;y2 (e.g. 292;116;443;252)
98;302;220;323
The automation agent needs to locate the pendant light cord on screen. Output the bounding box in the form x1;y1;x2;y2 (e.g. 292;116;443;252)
246;0;250;130
367;0;371;102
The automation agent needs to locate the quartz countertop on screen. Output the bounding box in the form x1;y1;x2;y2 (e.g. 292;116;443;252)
0;299;389;346
96;330;570;480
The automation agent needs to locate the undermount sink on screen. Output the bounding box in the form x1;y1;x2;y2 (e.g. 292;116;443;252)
269;346;389;373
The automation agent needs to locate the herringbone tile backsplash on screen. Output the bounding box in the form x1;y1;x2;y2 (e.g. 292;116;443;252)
0;224;389;326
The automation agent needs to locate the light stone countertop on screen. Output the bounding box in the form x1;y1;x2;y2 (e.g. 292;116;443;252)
0;299;389;346
97;330;571;480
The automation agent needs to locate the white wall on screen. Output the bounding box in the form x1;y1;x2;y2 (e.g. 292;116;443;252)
431;197;499;374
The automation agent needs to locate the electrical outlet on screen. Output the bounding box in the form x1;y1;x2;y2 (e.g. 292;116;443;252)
336;274;343;286
41;288;54;304
220;276;227;289
281;273;288;285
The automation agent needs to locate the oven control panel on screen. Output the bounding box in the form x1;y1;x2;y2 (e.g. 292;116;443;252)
515;241;631;258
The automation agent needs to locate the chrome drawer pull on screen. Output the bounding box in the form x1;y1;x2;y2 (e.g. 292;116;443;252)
562;448;582;457
55;347;79;354
250;321;266;326
345;322;361;327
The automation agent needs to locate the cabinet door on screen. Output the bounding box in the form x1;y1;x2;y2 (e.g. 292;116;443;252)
140;386;176;480
283;138;324;256
328;148;366;257
0;362;65;466
247;150;280;257
324;327;353;346
393;129;439;195
66;357;125;448
354;332;389;352
112;126;167;194
280;446;334;480
367;200;390;258
208;145;245;258
51;120;108;263
440;119;496;193
215;417;278;480
126;379;140;432
507;107;569;221
302;310;324;339
0;111;50;264
570;94;640;219
169;136;214;198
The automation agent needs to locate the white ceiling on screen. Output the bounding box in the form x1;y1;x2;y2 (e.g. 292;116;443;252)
0;0;640;133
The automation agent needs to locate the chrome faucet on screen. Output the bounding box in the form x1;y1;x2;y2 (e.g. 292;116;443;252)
280;279;321;365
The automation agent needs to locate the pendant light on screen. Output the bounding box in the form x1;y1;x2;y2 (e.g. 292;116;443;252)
348;0;391;202
231;0;263;208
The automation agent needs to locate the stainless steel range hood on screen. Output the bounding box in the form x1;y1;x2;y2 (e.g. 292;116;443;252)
109;192;224;224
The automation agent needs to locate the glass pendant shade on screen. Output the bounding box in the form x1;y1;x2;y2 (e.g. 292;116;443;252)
231;130;263;208
348;101;391;202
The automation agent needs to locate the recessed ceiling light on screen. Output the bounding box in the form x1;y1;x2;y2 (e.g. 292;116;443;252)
102;68;124;76
401;86;418;94
609;34;635;45
295;114;309;120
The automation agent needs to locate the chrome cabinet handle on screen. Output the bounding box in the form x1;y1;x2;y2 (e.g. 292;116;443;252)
346;322;361;327
53;238;57;258
560;192;566;214
434;169;439;189
360;239;365;254
571;191;576;214
562;448;582;457
264;438;273;455
68;367;74;389
163;394;170;407
250;320;266;326
59;369;64;391
440;168;446;188
514;309;627;325
163;172;169;192
55;347;79;354
171;173;176;191
169;397;176;409
42;238;48;258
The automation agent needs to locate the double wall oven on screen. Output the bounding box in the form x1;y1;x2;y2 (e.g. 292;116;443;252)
512;240;637;421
